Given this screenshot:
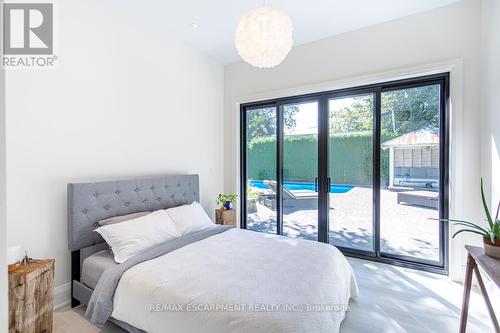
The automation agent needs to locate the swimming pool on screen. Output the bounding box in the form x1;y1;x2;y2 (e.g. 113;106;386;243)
249;180;353;194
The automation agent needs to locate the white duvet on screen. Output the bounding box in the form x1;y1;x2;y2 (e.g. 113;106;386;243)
111;228;358;333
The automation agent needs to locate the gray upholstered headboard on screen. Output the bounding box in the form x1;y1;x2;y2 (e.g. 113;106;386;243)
67;174;199;251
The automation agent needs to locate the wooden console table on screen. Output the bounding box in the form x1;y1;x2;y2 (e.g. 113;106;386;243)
459;246;499;333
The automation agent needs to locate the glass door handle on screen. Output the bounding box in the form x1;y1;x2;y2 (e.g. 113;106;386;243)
326;178;331;193
314;177;319;192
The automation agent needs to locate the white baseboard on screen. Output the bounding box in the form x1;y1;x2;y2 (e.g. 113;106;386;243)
54;282;71;310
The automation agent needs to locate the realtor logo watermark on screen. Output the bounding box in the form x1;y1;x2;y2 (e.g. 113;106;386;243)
2;2;57;68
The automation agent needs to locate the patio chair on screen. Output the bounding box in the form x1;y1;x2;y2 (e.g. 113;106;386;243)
397;190;439;210
262;180;318;211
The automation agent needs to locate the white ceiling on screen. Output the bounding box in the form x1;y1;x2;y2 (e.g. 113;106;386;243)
153;0;463;64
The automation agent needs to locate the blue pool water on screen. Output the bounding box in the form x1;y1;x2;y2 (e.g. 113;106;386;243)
249;180;353;194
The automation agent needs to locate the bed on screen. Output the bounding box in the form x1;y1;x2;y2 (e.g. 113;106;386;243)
68;175;358;333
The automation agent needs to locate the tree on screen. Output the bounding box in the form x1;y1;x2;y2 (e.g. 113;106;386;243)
247;106;299;140
381;85;439;134
329;85;440;135
330;96;373;134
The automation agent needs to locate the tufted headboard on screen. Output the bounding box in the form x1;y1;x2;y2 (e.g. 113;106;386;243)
67;174;199;251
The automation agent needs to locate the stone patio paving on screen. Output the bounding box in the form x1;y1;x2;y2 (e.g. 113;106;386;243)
247;187;440;262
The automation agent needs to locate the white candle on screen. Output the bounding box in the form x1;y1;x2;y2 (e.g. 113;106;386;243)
7;245;22;265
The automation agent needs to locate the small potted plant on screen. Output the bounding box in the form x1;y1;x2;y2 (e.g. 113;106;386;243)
449;179;500;259
217;194;238;210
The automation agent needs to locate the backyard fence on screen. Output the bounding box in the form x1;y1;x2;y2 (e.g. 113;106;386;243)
247;133;395;186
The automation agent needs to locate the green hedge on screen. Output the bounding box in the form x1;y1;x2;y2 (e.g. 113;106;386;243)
247;133;395;186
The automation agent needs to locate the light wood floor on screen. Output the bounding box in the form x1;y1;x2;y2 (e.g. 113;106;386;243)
54;258;493;333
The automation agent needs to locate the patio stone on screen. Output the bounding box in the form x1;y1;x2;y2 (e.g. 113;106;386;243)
247;187;439;262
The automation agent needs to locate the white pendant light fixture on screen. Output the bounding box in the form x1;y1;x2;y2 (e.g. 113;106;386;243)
235;4;293;68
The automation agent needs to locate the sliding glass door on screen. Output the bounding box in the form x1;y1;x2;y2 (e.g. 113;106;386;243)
327;93;375;253
282;100;320;240
241;74;449;273
245;106;278;234
379;83;444;265
243;99;321;240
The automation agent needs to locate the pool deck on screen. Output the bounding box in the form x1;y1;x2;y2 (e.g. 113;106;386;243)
247;186;440;261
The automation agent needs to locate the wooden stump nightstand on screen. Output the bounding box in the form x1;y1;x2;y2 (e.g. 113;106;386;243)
9;259;55;333
215;208;236;226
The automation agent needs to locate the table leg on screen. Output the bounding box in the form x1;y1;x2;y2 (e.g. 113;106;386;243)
473;264;500;333
459;253;475;333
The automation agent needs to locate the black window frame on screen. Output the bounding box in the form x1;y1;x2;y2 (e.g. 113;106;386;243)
240;73;450;274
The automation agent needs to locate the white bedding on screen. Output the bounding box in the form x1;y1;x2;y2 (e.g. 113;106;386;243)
111;228;358;333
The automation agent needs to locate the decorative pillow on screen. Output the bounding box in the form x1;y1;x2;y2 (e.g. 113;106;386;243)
97;211;151;227
95;209;181;263
165;201;214;235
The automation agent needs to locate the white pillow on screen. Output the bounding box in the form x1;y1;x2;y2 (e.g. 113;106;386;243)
165;201;214;235
95;209;181;263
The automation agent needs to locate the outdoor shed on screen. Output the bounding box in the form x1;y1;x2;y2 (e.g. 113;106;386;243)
381;127;440;190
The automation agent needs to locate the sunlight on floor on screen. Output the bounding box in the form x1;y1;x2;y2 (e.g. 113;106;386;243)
341;258;493;333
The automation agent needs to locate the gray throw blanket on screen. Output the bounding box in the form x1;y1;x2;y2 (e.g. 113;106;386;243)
85;225;233;327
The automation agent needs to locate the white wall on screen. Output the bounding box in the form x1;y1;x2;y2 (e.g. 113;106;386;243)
224;0;482;280
480;0;500;314
4;0;224;308
0;30;7;333
481;0;500;218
